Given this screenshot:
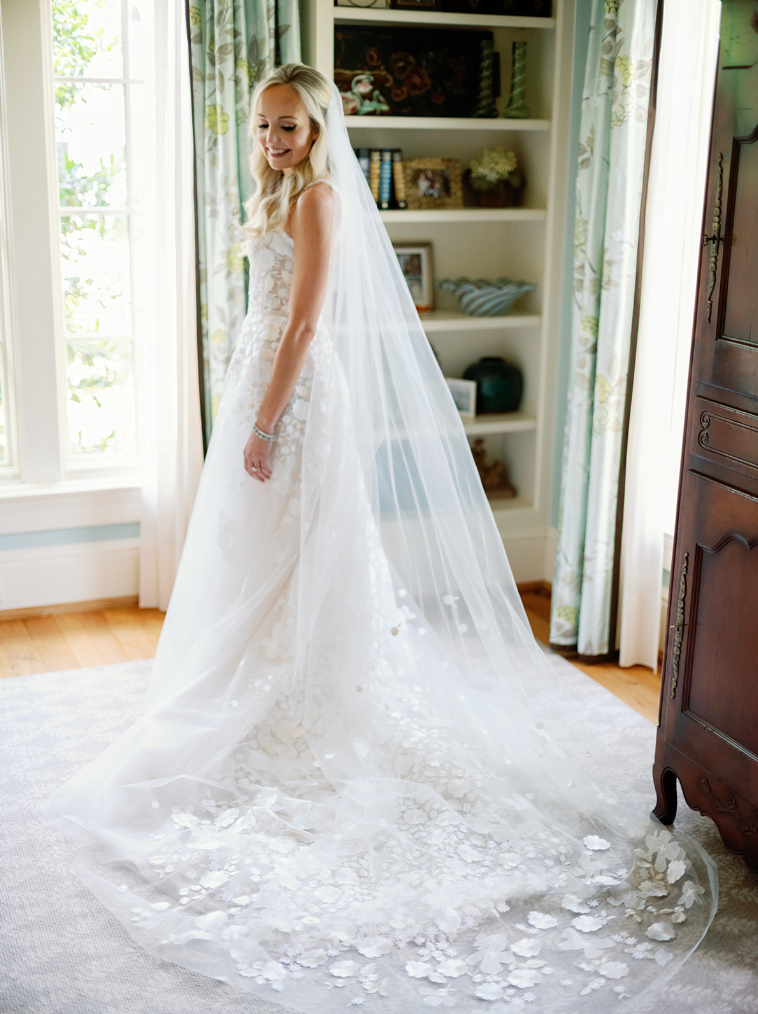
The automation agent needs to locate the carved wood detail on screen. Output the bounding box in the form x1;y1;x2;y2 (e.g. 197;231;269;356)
698;409;758;471
653;745;758;873
670;552;688;699
703;152;723;324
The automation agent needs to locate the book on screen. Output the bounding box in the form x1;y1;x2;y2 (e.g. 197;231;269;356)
368;149;382;204
391;149;407;209
379;149;393;210
356;147;370;186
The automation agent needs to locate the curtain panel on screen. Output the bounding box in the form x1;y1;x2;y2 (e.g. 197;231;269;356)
187;0;300;446
618;0;721;670
550;0;658;658
139;1;204;611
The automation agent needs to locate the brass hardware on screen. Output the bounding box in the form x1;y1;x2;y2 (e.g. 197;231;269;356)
671;552;689;699
704;154;723;324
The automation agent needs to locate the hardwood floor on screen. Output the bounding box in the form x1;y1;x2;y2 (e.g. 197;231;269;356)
0;591;662;724
0;607;165;678
519;585;662;724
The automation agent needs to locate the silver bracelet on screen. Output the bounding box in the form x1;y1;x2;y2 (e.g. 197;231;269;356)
253;422;277;442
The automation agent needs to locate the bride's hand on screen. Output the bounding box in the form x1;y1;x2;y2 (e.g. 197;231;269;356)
243;431;273;482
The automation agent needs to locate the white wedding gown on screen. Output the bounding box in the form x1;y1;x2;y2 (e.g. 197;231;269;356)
43;202;716;1011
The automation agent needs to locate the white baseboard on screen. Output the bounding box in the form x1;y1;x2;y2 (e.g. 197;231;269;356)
501;526;557;586
0;538;140;611
0;526;557;612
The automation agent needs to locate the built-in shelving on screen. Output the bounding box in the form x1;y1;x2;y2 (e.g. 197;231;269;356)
379;208;546;224
420;312;541;333
334;8;556;30
305;0;573;581
345;116;551;132
490;496;534;515
463;413;536;436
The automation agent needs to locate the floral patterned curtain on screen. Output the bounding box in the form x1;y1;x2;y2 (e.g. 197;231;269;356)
187;0;300;445
550;0;658;658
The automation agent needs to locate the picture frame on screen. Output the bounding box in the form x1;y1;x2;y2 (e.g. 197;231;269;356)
334;27;495;118
336;0;389;8
446;378;477;419
388;0;442;9
403;158;463;210
393;242;434;313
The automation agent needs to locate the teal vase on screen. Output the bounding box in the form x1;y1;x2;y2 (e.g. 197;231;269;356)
463;357;523;414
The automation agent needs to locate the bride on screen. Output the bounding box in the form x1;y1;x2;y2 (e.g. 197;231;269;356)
43;64;715;1012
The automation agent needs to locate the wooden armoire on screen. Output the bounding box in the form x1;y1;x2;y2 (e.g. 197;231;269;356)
653;0;758;870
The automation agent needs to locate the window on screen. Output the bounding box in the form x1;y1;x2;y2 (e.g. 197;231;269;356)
52;0;143;469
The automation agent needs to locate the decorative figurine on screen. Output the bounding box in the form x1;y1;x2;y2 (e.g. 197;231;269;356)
503;41;531;119
471;438;517;499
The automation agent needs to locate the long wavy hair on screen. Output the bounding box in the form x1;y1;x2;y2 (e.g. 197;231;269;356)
244;64;332;237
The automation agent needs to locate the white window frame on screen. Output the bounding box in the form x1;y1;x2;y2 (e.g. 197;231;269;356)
52;0;143;477
0;0;141;528
0;8;19;480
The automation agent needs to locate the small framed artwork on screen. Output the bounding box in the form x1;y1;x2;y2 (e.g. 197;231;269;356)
446;378;477;419
388;0;442;8
404;158;463;210
394;242;434;313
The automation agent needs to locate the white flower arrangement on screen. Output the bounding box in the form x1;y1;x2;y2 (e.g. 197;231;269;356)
468;147;521;190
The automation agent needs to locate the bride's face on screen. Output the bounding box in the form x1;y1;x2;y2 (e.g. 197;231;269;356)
255;85;318;176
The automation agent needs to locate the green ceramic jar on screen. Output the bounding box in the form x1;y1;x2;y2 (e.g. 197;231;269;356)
463;356;523;414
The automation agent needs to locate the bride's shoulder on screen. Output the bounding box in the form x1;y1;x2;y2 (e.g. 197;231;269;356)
297;180;334;210
289;180;333;237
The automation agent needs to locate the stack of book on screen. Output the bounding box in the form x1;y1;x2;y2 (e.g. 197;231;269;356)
353;148;407;210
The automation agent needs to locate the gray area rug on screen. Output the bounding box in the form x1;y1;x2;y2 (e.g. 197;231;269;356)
1;655;756;1014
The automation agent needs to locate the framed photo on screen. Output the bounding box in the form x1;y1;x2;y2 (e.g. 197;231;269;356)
394;242;434;313
446;378;477;419
404;158;463;210
336;0;388;7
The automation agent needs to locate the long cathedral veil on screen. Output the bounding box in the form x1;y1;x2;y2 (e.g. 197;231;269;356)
41;82;716;1012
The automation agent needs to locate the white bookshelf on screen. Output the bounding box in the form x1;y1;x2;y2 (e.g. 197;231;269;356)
303;0;575;583
420;311;541;333
333;7;556;30
379;208;546;223
463;412;536;436
345;116;551;132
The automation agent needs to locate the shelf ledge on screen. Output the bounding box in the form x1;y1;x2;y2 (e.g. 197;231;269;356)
380;208;545;223
334;9;556;30
421;312;541;332
463;413;536;436
489;496;534;515
345;115;550;132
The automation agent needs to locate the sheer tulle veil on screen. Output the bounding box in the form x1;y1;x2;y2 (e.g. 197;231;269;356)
41;78;717;1012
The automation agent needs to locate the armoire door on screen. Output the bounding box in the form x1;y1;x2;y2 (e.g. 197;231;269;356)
653;0;758;871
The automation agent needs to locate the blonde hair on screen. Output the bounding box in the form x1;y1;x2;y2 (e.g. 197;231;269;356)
244;64;332;237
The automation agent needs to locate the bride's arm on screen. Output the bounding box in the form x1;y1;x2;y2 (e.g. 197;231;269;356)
243;182;334;482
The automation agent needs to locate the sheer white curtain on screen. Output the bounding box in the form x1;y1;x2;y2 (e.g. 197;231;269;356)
136;0;203;610
618;0;721;670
